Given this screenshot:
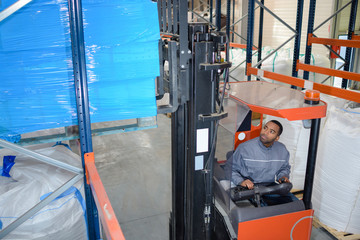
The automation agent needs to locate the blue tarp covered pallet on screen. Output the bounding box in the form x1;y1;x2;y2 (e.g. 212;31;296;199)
0;0;160;142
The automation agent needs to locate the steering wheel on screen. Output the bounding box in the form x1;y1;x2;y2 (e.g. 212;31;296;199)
231;182;293;205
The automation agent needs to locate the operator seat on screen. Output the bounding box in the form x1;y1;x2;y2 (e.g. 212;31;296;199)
213;151;305;233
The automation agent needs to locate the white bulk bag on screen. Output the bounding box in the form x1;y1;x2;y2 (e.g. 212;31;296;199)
313;105;360;234
0;145;87;240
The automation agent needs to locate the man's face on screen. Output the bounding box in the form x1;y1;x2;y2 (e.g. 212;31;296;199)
259;122;280;147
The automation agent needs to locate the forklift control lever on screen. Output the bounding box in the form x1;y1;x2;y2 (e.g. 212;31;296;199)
231;182;293;202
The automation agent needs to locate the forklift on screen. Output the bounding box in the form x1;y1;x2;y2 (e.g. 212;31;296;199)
156;1;326;239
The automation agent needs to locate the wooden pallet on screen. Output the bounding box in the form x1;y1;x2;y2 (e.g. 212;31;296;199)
291;189;303;199
313;217;360;240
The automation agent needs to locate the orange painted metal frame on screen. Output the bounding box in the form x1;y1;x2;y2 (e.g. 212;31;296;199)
297;62;360;82
352;34;360;41
247;66;360;103
307;33;360;48
160;34;173;39
237;209;314;240
234;114;263;149
230;42;257;50
229;93;326;121
84;152;126;240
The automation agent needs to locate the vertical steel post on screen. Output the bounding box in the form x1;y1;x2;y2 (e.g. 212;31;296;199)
170;1;190;240
171;105;187;240
163;0;167;32
303;118;321;210
292;0;304;86
157;1;162;32
191;0;194;19
67;0;100;239
180;0;189;69
257;0;265;62
257;0;265;80
246;0;255;81
303;0;316;80
226;0;231;38
174;0;179;34
179;0;191;103
342;0;358;89
210;0;213;24
216;0;221;30
168;0;173;33
232;0;235;42
188;23;219;240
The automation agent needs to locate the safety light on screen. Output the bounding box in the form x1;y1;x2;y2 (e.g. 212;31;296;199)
304;89;320;105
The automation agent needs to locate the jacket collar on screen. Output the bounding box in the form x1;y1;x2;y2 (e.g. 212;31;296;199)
257;137;273;150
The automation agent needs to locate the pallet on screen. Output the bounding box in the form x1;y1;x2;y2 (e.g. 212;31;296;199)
312;217;360;240
291;189;303;199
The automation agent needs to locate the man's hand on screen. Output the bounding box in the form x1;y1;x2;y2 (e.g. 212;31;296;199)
240;179;254;189
278;176;290;183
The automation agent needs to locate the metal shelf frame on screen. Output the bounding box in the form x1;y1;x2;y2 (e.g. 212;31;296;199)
190;0;303;83
0;0;127;239
243;0;360;103
303;0;359;89
188;0;360;92
245;0;305;82
189;0;260;82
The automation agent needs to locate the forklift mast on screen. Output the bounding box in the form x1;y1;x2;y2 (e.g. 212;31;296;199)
171;24;230;239
157;1;231;239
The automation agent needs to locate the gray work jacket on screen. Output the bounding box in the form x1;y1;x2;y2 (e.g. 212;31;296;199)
231;137;290;185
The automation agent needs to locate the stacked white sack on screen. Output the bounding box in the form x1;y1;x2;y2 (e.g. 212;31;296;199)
313;105;360;234
265;94;347;190
0;145;87;240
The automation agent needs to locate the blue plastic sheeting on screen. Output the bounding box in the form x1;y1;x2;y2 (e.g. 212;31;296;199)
0;0;160;142
1;156;16;177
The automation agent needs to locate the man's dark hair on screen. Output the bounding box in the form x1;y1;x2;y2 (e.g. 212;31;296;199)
269;120;283;136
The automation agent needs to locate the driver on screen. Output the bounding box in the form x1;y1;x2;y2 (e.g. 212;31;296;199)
231;120;297;206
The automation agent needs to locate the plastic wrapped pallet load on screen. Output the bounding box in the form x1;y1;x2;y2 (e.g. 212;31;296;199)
0;145;86;239
312;105;360;234
0;0;160;142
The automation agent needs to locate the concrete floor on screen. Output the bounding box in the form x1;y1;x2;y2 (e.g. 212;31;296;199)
93;114;171;240
91;114;334;240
